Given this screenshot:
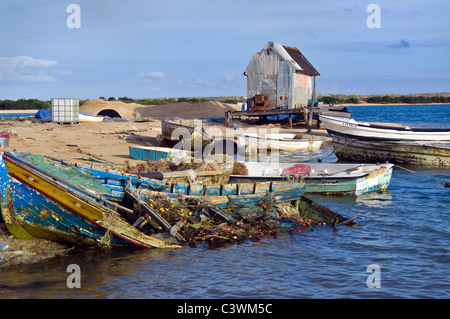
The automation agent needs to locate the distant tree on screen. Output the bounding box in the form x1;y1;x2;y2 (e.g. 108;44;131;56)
0;99;50;110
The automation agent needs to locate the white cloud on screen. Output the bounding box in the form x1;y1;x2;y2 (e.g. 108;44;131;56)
140;71;166;80
0;55;59;82
223;74;235;82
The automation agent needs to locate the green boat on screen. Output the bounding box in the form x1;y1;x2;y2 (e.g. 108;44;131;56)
229;161;394;196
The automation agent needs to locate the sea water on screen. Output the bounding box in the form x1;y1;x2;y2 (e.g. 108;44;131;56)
0;104;449;300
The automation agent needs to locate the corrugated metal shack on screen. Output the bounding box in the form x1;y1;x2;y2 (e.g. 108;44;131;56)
244;41;320;109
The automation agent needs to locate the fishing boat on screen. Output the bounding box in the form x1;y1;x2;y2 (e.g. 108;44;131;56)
237;132;323;152
329;135;450;167
129;145;193;161
83;163;357;226
319;115;450;142
0;151;180;249
229;162;394;195
85;165;306;208
79;112;104;123
161;120;214;149
320;115;450;166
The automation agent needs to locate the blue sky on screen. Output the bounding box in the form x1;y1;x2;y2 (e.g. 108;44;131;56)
1;0;449;100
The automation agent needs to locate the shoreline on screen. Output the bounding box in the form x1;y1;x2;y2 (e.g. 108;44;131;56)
0;109;39;114
0;102;449;114
328;102;450;107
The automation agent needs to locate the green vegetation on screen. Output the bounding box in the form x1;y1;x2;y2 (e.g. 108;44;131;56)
320;96;359;104
319;94;450;105
1;94;448;111
0;99;50;110
366;95;450;104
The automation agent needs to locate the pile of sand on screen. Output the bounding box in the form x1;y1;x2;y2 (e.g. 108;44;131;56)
80;99;240;119
135;101;239;119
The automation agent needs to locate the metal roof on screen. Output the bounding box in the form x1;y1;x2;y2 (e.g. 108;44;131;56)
282;45;320;76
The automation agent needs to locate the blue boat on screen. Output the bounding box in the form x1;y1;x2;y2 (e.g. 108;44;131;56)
0;151;180;248
129;145;193;161
82;161;306;208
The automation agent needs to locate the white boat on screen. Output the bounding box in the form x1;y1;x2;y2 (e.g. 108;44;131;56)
79;112;104;123
319;115;450;142
237;133;323;152
320;115;450;166
229;161;394;195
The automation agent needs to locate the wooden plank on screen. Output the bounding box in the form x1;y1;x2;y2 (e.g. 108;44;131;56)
124;185;185;242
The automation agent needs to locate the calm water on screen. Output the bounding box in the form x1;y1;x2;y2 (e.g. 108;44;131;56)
1;104;449;300
0;112;35;119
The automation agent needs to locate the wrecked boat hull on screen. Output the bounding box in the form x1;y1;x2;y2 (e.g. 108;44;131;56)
331;135;450;167
0;152;179;249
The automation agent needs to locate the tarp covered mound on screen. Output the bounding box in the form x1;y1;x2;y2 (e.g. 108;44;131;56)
35;109;51;120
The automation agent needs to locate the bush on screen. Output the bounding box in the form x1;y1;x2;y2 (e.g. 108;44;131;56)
0;99;50;110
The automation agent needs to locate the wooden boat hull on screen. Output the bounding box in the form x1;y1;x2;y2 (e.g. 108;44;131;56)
161;120;213;149
161;120;194;140
78;159;305;207
237;133;323;152
320;115;450;142
137;180;305;207
84;168;304;208
330;134;450;167
0;152;179;248
229;162;394;195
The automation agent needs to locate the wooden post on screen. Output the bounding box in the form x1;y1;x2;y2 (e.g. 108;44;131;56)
308;76;316;133
225;110;231;127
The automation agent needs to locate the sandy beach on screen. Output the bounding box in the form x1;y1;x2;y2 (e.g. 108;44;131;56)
2;99;331;165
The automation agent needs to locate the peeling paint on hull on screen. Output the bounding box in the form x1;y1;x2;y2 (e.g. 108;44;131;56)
331;135;450;167
0;152;180;249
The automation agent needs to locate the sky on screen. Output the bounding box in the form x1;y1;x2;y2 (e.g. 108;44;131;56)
1;0;449;100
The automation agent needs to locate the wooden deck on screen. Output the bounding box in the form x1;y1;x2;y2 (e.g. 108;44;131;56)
225;105;351;128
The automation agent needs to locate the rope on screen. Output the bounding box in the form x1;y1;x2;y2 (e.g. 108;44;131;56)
313;138;355;163
395;165;450;188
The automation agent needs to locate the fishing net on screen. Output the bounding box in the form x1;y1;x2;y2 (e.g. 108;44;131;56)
140;194;322;248
125;158;224;174
231;162;249;175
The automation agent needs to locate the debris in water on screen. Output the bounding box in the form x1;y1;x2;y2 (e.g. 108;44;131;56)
139;195;324;248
